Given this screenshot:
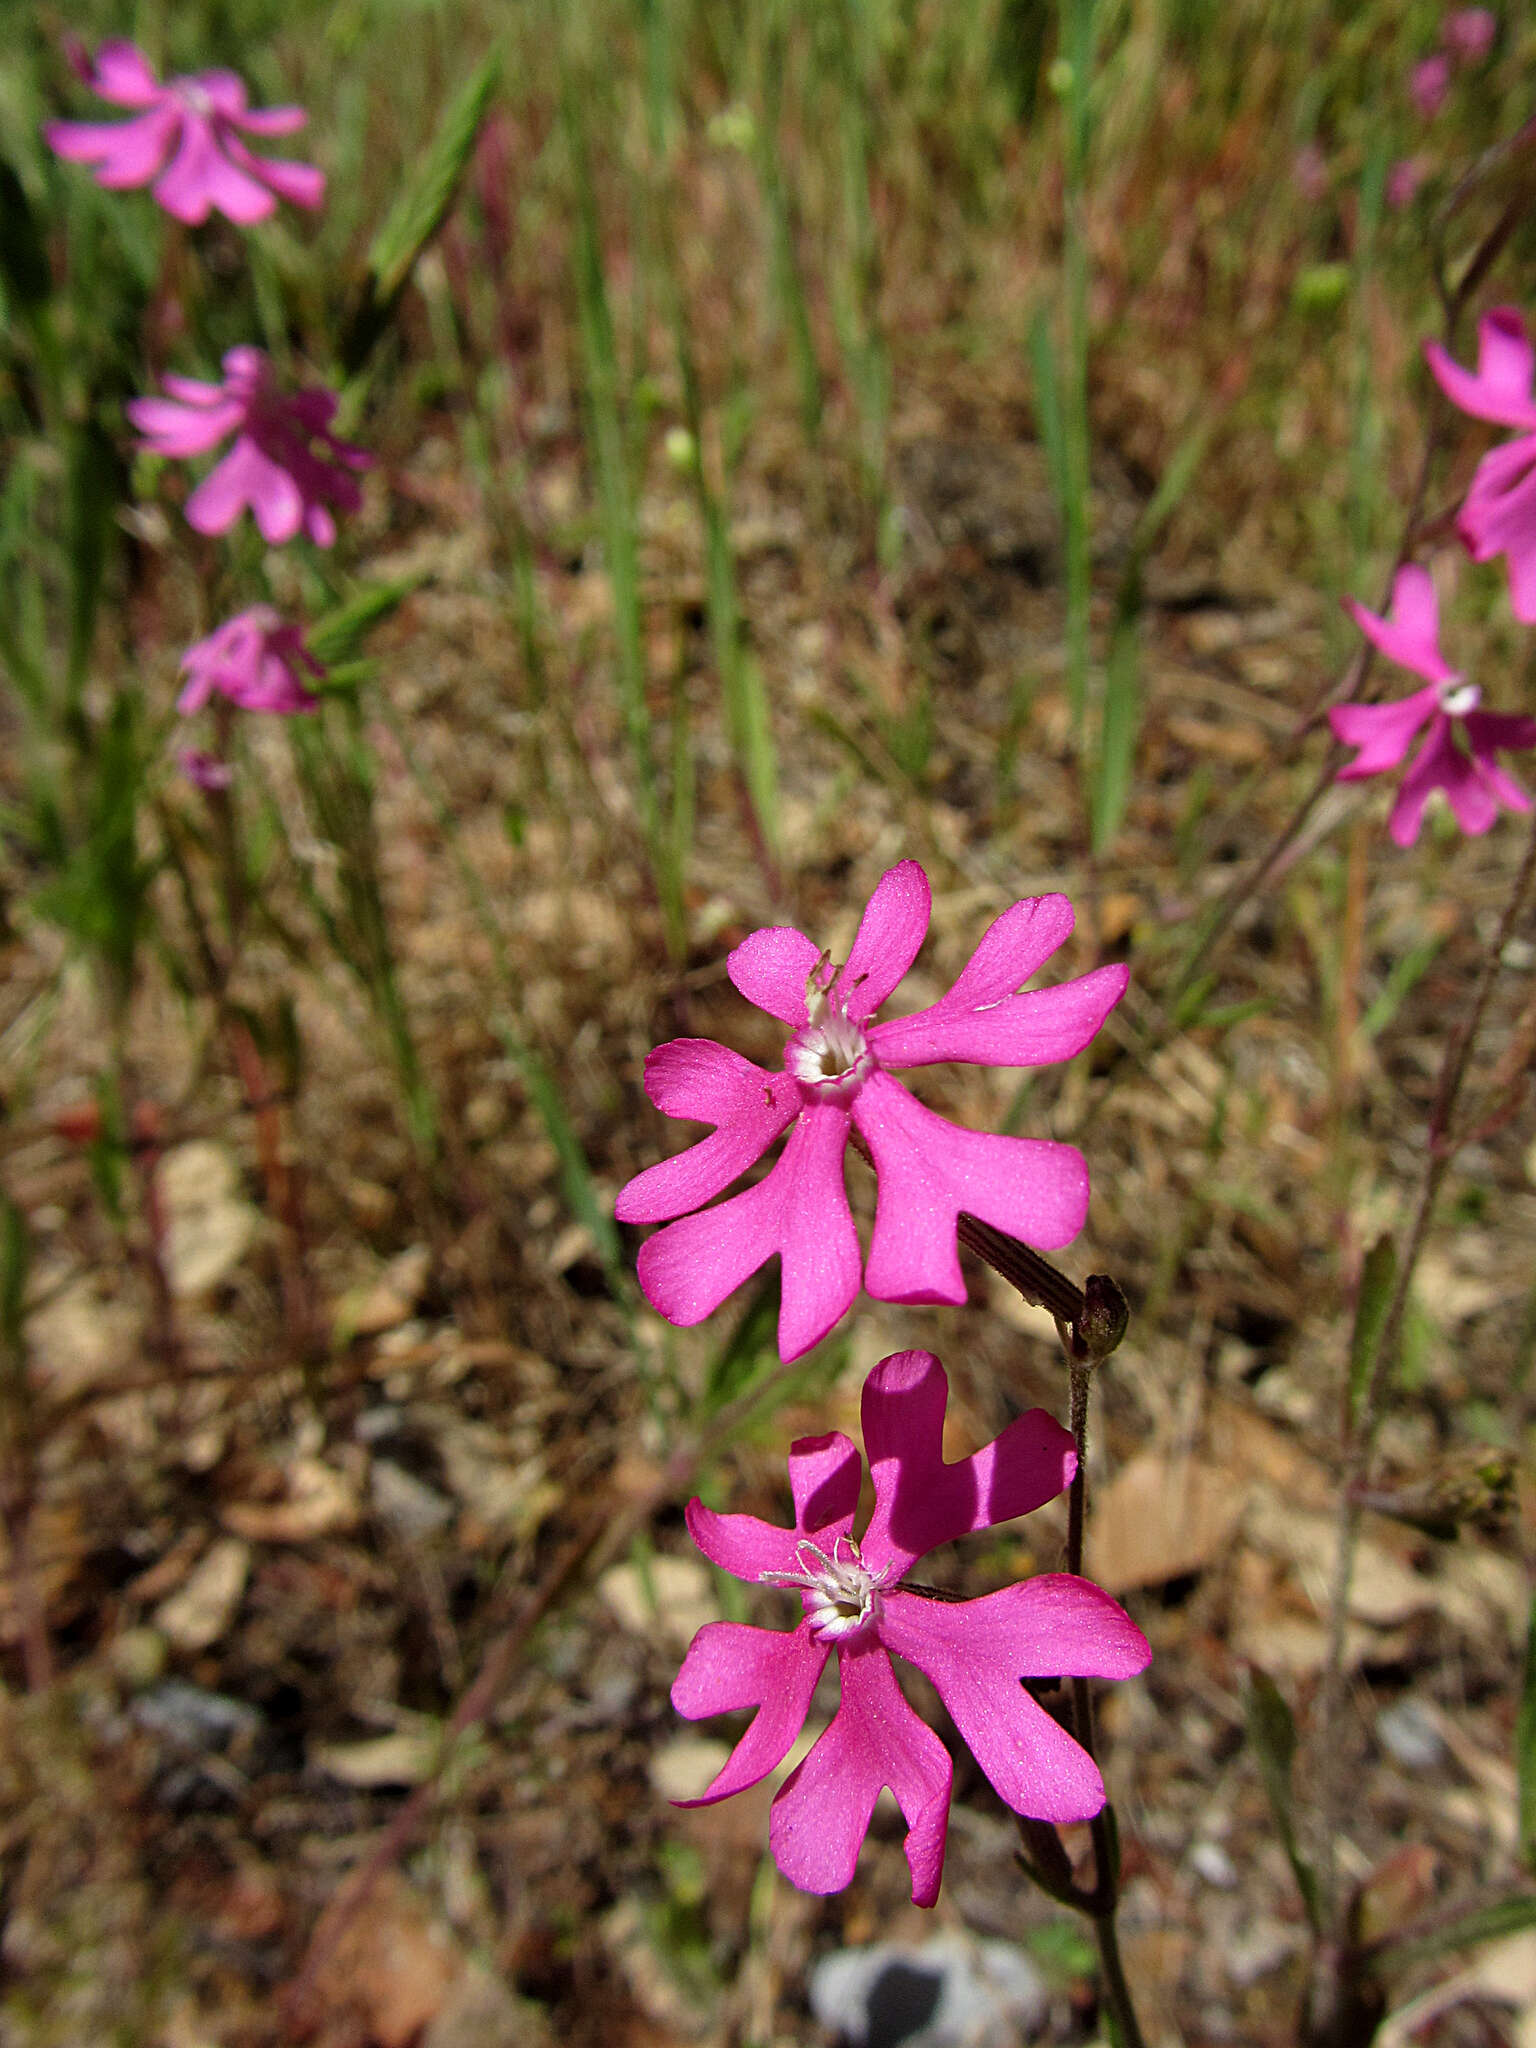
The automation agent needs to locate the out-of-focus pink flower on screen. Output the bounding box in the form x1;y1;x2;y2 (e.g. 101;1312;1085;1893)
178;746;234;791
1426;307;1536;622
1443;8;1496;61
671;1349;1149;1906
615;861;1128;1362
128;347;370;546
1386;157;1431;210
1293;143;1329;202
1329;564;1536;845
178;607;324;715
43;40;324;226
1411;53;1452;116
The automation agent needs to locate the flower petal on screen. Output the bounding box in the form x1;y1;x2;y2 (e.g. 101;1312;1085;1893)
45;105;178;182
90;42;163;107
872;962;1127;1070
671;1621;828;1803
831;860;931;1021
128;394;243;457
769;1641;952;1906
615;1040;795;1224
880;1577;1148;1822
1389;716;1462;846
155;118;274;223
635;1104;860;1359
1343;566;1457;685
727;925;821;1025
230;103;309;137
1465;709;1536;759
854;1072;1089;1306
232;146;325;210
857;1350;1075;1578
1426;308;1536;429
684;1430;861;1582
1328;686;1440;778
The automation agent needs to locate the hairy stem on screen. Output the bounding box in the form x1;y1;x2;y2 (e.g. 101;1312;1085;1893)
1314;808;1536;1930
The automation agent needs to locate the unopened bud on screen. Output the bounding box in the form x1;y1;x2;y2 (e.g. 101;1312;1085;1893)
664;425;698;474
1047;58;1075;97
1073;1274;1128;1362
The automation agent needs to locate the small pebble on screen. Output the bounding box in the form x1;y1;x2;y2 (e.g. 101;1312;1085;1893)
1191;1839;1238;1888
1376;1698;1446;1770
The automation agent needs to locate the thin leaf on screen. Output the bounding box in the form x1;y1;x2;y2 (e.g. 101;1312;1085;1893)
342;52;502;373
66;420;123;695
1244;1668;1321;1931
305;576;426;665
0;159;50;312
0;1195;29;1360
1348;1235;1397;1430
1369;1890;1536;1971
1520;1592;1536;1874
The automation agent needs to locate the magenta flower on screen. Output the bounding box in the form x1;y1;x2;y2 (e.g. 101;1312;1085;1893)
1443;8;1496;62
1410;53;1452;117
1329;565;1536;845
671;1349;1150;1906
1386;157;1431;211
128;347;370;547
615;862;1127;1362
1426;308;1536;622
178;607;324;715
177;747;233;792
43;41;324;226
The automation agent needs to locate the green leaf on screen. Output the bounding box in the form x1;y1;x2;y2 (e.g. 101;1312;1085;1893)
306;575;426;665
1244;1668;1321;1931
1370;1890;1536;1970
342;52;502;373
1520;1592;1536;1874
701;1278;781;1417
0;158;50;312
66;420;124;693
0;1195;29;1360
1348;1235;1397;1429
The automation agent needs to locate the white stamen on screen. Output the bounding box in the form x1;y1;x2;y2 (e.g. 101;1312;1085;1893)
759;1534;894;1641
1438;679;1481;717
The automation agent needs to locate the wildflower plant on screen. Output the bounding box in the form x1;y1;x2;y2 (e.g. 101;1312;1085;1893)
1329;564;1536;843
617;860;1127;1360
129;347;370;547
1426;307;1536;621
177;607;324;717
673;1349;1149;1904
44;41;324;225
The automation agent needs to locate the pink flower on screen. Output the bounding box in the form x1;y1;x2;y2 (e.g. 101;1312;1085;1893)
671;1349;1149;1906
178;746;233;791
1411;53;1451;117
1329;565;1536;845
178;607;324;715
1426;308;1536;622
1292;143;1329;203
43;40;324;226
1386;157;1431;210
128;347;370;546
615;862;1127;1362
1443;8;1496;62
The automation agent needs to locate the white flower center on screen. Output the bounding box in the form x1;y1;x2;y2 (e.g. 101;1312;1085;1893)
177;81;215;119
784;957;873;1100
760;1534;893;1642
1438;679;1481;717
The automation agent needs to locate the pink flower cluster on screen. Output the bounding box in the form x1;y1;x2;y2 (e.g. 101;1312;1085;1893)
129;345;369;548
1330;567;1536;845
1410;9;1496;116
44;45;367;775
673;1350;1149;1904
44;41;323;226
1329;306;1536;842
617;861;1126;1361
